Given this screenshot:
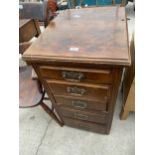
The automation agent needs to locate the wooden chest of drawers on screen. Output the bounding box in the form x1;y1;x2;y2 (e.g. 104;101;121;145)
23;7;130;134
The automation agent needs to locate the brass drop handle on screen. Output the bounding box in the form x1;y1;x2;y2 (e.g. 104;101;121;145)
74;113;88;120
62;71;85;82
72;100;87;109
67;86;86;96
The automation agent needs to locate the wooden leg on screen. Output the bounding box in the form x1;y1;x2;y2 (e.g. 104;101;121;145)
105;129;110;135
36;80;43;94
120;108;129;120
40;102;64;127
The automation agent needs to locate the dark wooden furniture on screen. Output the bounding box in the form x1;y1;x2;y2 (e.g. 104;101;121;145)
23;7;131;134
120;35;135;120
19;19;63;126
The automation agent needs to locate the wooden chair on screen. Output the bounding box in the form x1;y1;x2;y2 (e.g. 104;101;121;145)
120;34;135;120
19;19;63;126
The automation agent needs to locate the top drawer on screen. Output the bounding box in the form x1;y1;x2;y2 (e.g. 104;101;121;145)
39;66;113;84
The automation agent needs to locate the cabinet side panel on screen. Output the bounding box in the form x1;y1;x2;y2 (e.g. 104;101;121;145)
106;67;123;134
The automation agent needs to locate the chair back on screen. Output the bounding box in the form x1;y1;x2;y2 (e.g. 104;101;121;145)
19;19;41;54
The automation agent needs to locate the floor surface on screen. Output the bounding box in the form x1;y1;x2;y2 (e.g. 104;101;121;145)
19;3;135;155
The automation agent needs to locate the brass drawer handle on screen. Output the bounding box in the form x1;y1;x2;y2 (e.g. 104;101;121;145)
66;86;86;96
72;100;87;109
62;71;85;82
74;113;88;121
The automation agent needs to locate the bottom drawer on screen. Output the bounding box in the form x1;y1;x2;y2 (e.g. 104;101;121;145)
63;117;106;134
60;107;107;124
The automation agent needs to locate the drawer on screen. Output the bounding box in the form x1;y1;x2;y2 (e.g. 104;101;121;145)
39;66;113;84
47;80;111;102
63;117;106;134
60;107;107;124
55;96;108;113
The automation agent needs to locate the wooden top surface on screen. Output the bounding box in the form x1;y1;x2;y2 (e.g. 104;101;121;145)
23;7;130;66
19;19;31;29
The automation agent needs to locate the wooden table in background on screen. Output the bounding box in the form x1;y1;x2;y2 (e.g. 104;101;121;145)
23;7;130;134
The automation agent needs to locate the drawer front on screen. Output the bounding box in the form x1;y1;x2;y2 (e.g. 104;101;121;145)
55;96;107;112
63;117;106;134
47;80;111;102
60;107;107;124
39;66;113;84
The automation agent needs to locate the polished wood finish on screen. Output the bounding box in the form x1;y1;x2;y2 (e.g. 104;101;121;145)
122;35;135;104
23;7;130;65
23;7;130;134
120;35;135;120
39;66;113;84
46;80;111;101
55;96;107;113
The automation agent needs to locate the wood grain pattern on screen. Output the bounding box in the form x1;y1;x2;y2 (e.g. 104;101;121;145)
22;7;130;134
60;107;107;124
105;67;123;134
46;80;111;101
23;7;130;66
39;66;113;84
55;96;108;113
120;35;135;120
